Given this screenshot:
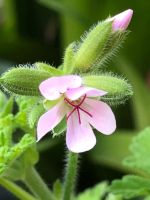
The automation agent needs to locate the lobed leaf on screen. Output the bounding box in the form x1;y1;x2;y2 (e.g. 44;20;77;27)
0;114;14;147
123;127;150;176
109;175;150;199
75;182;108;200
15;96;40;131
0;134;35;175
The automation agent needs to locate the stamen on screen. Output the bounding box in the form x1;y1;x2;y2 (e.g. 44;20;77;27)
64;94;92;124
79;107;92;117
78;95;87;106
67;107;76;120
64;98;76;107
77;108;81;124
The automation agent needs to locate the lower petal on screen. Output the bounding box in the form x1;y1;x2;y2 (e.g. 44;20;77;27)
83;98;116;135
37;101;66;141
66;111;96;153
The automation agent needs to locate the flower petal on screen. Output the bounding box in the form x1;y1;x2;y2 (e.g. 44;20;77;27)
66;110;96;153
39;75;82;100
66;86;107;100
83;98;116;135
110;9;133;31
37;101;67;141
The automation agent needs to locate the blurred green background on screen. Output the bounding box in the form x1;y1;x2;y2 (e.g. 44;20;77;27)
0;0;150;199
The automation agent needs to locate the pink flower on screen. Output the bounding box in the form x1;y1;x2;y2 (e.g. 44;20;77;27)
110;9;133;31
37;75;116;153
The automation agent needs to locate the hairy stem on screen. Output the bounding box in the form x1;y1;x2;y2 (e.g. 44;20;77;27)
62;151;79;200
0;178;36;200
24;166;55;200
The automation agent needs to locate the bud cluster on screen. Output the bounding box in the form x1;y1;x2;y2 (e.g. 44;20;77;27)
0;9;133;108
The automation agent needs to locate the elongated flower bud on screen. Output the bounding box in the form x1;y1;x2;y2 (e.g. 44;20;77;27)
0;67;52;96
111;9;133;31
83;75;133;105
74;21;112;71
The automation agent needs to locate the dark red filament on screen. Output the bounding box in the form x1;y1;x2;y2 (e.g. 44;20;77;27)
64;95;92;124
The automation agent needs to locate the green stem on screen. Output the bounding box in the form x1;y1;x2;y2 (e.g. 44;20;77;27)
62;151;79;200
0;178;36;200
24;167;55;200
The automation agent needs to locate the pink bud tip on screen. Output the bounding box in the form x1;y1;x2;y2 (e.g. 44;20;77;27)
111;9;133;31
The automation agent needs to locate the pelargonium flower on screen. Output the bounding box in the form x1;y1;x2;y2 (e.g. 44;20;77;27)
37;75;116;153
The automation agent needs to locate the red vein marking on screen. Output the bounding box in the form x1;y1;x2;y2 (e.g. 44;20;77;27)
64;95;92;124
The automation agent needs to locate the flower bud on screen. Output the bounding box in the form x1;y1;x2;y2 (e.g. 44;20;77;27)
83;75;133;105
74;21;112;71
110;9;133;31
0;67;52;96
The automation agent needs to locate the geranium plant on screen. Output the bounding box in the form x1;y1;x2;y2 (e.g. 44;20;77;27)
0;9;133;200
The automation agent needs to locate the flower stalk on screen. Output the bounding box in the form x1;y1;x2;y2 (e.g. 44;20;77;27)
62;151;79;200
0;178;36;200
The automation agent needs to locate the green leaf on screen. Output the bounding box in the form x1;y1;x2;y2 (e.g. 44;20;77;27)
8;134;35;162
109;175;150;199
14;111;29;132
83;75;133;105
53;179;62;200
123;127;150;176
15;96;40;131
16;96;39;111
34;62;63;76
0;114;14;147
0;134;35;175
109;128;150;199
52;117;66;137
0;66;52;96
75;182;108;200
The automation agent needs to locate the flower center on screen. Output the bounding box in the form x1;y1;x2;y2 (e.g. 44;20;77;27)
64;95;92;124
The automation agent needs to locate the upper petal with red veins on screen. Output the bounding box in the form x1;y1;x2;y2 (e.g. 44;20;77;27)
66;110;96;153
37;101;67;141
83;98;116;135
66;86;107;101
39;75;82;100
